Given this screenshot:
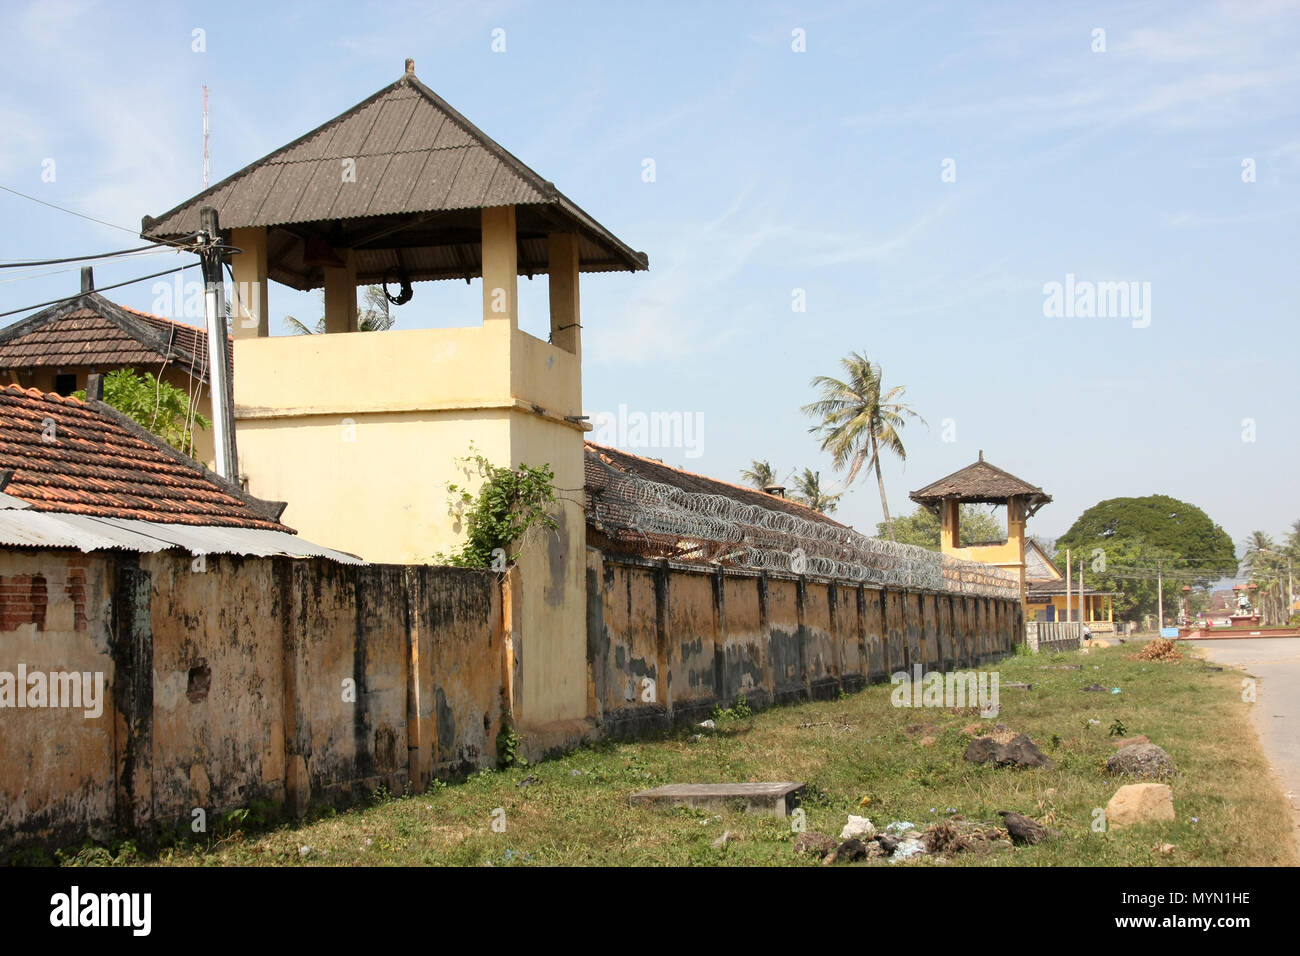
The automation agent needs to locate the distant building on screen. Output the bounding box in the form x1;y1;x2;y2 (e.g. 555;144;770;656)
909;451;1051;604
1021;540;1118;625
0;268;222;466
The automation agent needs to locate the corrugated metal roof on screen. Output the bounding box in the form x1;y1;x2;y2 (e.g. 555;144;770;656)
141;67;648;289
0;506;364;563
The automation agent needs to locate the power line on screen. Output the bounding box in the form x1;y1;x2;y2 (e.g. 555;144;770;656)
0;184;197;252
0;264;193;320
0;243;166;269
0;248;175;286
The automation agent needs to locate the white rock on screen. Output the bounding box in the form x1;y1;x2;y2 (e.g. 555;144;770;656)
698;719;716;730
840;815;876;840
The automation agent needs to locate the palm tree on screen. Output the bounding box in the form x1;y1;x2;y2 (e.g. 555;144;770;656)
801;351;923;541
790;468;842;514
285;285;395;334
741;459;778;489
1242;531;1285;625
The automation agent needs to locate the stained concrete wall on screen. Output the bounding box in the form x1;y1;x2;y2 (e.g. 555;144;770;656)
0;549;504;854
586;550;1023;736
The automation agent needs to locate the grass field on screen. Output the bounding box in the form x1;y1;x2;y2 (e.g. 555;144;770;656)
54;642;1297;867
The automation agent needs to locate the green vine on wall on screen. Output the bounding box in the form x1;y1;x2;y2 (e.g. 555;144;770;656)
437;446;559;569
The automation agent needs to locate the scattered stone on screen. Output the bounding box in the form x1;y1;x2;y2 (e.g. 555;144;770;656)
964;733;1053;769
890;837;926;862
698;719;716;730
823;838;870;865
688;734;704;743
298;845;312;858
884;821;917;836
517;774;537;788
1154;842;1177;855
711;830;736;849
794;831;837;858
1111;734;1151;749
864;839;889;858
1106;783;1175;828
998;811;1048;845
1083;683;1109;692
839;815;876;840
1107;743;1176;780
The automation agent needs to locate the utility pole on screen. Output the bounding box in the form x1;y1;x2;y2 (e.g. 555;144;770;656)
1079;557;1086;625
1156;558;1164;633
1065;547;1072;627
197;207;237;480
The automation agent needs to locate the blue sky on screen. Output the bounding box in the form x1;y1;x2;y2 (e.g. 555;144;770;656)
1;0;1296;553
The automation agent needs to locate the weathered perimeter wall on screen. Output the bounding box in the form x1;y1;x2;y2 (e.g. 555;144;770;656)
0;549;504;853
587;550;1023;737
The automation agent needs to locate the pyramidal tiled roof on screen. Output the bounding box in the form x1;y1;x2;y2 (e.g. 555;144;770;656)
142;62;647;287
0;385;287;531
910;453;1050;508
0;291;225;383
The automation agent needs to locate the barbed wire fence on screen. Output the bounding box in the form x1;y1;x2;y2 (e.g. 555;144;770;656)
587;459;1019;600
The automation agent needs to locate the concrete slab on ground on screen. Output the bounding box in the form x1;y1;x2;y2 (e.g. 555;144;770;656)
630;782;805;817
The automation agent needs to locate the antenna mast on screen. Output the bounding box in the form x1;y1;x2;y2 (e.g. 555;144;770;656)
203;84;210;188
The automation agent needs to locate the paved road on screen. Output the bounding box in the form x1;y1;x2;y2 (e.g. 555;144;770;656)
1190;637;1300;855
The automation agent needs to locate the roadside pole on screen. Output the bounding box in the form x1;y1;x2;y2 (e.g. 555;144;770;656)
197;206;238;481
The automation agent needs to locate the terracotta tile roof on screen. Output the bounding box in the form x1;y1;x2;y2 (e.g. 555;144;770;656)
0;385;288;531
585;442;847;529
910;452;1051;510
0;292;225;382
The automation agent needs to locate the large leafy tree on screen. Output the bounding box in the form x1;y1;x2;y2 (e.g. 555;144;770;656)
878;504;1005;550
1054;495;1236;620
75;368;211;459
802;351;923;541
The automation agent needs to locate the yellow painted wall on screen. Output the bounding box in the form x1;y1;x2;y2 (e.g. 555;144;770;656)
232;321;587;726
939;498;1027;599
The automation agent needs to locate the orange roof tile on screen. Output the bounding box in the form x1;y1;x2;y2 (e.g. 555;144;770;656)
0;385;288;531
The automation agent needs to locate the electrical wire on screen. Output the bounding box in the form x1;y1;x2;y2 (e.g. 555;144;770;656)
0;243;164;269
0;264;192;319
0;247;177;286
0;184;202;254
